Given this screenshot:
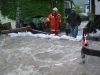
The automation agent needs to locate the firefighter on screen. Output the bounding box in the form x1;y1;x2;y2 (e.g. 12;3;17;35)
44;7;62;35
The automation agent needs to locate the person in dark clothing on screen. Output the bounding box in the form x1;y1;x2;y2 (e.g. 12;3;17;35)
67;9;81;38
65;18;70;36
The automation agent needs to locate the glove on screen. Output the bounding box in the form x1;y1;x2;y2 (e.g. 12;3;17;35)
44;20;48;24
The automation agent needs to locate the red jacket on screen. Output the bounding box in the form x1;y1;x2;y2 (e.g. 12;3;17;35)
44;12;62;33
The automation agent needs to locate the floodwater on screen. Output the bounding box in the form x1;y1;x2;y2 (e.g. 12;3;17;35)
0;21;100;75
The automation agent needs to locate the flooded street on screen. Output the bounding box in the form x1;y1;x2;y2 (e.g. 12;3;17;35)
0;21;100;75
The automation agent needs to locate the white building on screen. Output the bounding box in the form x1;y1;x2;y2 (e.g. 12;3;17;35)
89;0;100;15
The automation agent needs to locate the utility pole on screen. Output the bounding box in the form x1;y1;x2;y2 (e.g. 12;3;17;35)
16;0;21;28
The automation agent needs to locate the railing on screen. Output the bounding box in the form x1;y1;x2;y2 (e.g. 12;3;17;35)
83;18;100;41
81;18;100;63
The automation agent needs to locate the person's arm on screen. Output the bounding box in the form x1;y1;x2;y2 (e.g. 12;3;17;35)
77;15;81;26
57;13;62;27
44;14;51;24
59;15;62;26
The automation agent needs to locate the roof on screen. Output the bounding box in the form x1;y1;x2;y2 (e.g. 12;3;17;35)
84;0;89;5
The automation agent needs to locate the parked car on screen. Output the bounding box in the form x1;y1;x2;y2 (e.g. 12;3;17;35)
22;16;50;32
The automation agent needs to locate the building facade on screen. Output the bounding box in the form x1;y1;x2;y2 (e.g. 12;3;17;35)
89;0;100;15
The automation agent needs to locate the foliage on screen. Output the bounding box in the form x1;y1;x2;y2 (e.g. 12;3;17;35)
72;5;82;14
0;0;65;24
87;12;95;23
0;20;2;26
56;0;65;24
87;12;94;18
73;0;85;7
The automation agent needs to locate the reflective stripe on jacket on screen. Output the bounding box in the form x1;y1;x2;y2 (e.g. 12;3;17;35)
45;12;61;32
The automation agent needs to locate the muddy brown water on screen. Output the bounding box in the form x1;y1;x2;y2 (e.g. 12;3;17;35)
0;21;100;75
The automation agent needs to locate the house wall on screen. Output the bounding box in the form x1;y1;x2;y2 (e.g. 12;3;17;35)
0;11;16;29
95;0;100;15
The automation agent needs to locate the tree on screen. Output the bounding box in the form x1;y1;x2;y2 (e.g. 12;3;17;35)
0;0;65;28
72;5;82;14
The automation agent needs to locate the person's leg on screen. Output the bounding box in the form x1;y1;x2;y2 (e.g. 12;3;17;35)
65;29;68;36
55;27;58;35
73;26;78;38
55;31;58;35
50;28;55;35
50;31;55;34
70;27;74;37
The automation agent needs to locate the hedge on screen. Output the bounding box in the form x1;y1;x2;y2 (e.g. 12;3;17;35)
0;0;65;24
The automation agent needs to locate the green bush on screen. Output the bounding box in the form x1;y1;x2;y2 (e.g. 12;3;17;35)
87;12;95;23
0;0;65;24
72;5;82;14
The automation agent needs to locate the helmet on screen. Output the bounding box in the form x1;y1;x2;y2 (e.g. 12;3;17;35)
52;7;58;12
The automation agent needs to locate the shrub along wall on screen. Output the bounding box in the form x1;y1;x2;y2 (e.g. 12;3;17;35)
0;0;65;24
